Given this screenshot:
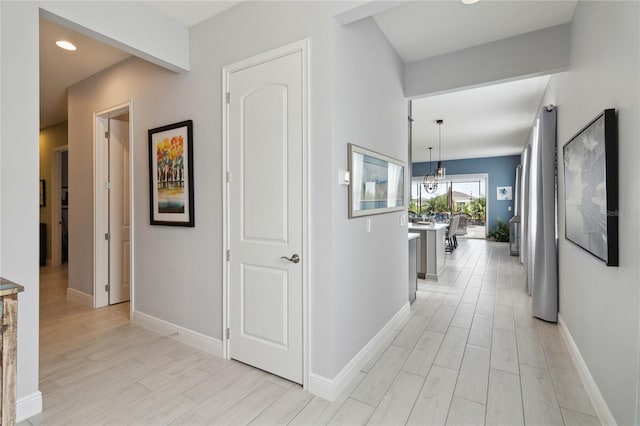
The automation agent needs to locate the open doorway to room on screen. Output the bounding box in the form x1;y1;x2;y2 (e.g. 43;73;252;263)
94;105;133;308
409;76;550;246
410;173;488;238
39;14;131;291
38;15;133;368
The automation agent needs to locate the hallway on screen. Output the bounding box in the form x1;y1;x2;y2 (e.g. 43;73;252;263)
22;240;597;425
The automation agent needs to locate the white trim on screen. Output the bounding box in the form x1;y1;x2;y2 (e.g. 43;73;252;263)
222;53;229;361
558;314;616;426
132;310;223;357
93;112;108;308
128;101;136;318
301;37;311;394
221;39;310;387
220;50;230;359
16;391;42;423
307;302;410;401
66;287;93;307
93;101;134;309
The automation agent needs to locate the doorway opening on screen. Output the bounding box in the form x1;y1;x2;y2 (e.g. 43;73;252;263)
94;103;134;309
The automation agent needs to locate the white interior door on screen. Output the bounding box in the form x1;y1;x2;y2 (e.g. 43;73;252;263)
108;115;131;304
228;49;304;384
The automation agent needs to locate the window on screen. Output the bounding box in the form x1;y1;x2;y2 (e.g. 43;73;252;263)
410;174;487;236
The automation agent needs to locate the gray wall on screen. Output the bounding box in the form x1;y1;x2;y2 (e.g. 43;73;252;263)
543;2;639;424
1;1;192;417
68;2;408;382
330;17;408;378
68;0;338;344
1;1;41;408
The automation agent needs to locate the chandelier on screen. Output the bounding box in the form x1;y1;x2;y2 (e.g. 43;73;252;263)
423;147;438;194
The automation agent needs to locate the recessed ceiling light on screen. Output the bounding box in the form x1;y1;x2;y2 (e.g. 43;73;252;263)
462;0;480;4
55;40;77;51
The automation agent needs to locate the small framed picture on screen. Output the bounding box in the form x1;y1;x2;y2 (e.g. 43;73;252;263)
497;186;512;201
40;179;46;207
148;120;195;227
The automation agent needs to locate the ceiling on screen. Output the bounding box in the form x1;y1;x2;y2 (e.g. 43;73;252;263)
40;1;577;160
39;17;131;128
39;1;240;128
144;1;240;27
373;1;577;63
373;0;576;162
411;75;550;162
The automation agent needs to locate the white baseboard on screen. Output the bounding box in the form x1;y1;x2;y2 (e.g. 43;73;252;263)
307;302;410;401
132;310;223;357
66;288;93;307
16;391;42;422
558;314;616;426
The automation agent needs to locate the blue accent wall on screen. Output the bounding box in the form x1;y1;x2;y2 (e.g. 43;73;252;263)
413;155;521;232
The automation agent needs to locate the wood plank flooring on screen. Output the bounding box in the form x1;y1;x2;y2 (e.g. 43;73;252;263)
21;240;599;425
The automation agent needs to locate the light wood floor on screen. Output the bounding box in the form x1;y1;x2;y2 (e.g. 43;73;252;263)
458;224;486;240
21;240;599;425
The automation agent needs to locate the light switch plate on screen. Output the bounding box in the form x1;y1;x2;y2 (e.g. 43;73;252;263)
339;170;350;186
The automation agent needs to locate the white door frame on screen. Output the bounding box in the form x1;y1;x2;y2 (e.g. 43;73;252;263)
93;100;134;312
51;145;68;267
221;39;310;387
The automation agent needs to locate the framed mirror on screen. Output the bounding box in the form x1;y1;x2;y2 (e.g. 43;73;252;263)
348;143;405;218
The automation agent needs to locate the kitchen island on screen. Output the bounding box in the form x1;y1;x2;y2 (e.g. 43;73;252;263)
408;223;448;281
408;233;419;303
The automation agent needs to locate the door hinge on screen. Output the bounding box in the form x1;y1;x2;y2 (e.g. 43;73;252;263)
226;328;230;339
226;92;230;104
105;131;110;139
226;250;231;261
105;182;112;190
104;233;110;241
226;171;231;183
105;284;110;292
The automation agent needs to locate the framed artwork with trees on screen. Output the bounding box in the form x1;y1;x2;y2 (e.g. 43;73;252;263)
148;120;195;227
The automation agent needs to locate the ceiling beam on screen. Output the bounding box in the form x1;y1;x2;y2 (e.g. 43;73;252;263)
405;24;570;98
40;3;189;73
334;1;409;26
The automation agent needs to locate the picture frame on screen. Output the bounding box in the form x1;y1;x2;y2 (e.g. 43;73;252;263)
348;143;405;218
148;120;195;227
496;186;513;201
40;179;46;208
562;108;618;266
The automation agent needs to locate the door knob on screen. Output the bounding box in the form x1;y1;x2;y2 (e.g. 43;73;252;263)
281;254;300;264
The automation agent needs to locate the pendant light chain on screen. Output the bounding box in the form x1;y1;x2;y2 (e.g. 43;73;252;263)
439;122;442;160
436;119;446;180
